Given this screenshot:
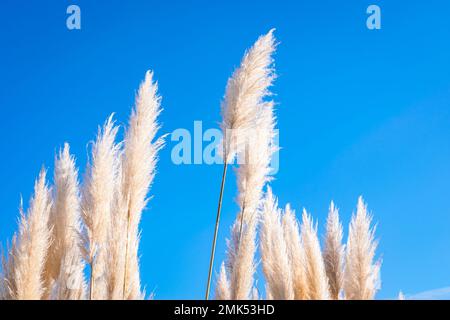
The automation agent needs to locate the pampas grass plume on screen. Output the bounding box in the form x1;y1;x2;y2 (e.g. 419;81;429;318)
282;204;308;300
323;201;344;300
11;169;52;300
344;197;380;300
260;189;294;300
118;71;164;300
49;144;86;300
82;116;119;300
301;210;330;300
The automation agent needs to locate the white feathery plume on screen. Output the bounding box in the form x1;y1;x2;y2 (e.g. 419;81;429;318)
108;157;127;300
226;206;258;300
282;204;308;300
259;189;294;300
344;197;380;300
49;144;86;300
220;29;276;162
398;291;405;300
81;116;119;300
214;263;231;300
1;236;17;300
236;102;277;231
0;245;8;300
207;29;277;300
118;71;164;300
323;201;344;300
301;210;330;300
12;169;52;300
226;99;277;300
0;264;4;300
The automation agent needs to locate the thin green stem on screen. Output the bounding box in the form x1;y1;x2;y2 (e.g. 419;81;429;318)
205;162;228;300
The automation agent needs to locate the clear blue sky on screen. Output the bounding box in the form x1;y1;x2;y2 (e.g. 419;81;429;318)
1;0;449;299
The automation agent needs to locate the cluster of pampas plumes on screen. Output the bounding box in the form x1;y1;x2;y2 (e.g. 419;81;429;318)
0;71;164;300
211;30;381;300
255;193;380;300
0;29;382;301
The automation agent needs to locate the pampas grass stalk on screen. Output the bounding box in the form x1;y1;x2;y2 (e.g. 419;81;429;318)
207;28;276;300
323;201;344;300
344;197;380;300
118;71;164;300
49;144;86;300
260;189;294;300
301;210;330;300
11;169;52;300
206;162;228;300
81;116;119;300
282;204;308;299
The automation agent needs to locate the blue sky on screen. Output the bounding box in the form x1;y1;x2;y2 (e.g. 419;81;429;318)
1;0;449;299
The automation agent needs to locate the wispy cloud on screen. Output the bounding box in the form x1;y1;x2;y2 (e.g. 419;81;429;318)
407;286;450;300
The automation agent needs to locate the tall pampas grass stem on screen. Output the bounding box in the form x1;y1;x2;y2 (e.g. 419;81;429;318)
205;162;228;300
206;29;276;300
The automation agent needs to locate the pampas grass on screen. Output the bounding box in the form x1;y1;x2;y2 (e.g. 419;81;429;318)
224;97;277;300
49;144;86;300
220;29;276;163
114;71;164;300
10;170;52;300
206;29;277;299
344;197;380;300
282;205;308;299
1;236;17;299
214;263;230;300
301;210;330;300
0;33;384;301
0;70;165;300
323;201;344;300
81;116;119;300
260;189;294;300
225;212;258;299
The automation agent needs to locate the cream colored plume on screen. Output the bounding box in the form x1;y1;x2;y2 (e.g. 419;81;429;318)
108;158;126;300
301;210;330;300
81;116;119;300
48;144;85;300
282;204;308;299
323;201;344;300
0;253;4;300
344;197;380;300
11;169;52;300
226;100;277;300
260;189;294;300
226;208;258;300
220;29;276;163
214;263;231;300
236;103;277;223
1;236;17;300
116;71;164;300
220;30;278;301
